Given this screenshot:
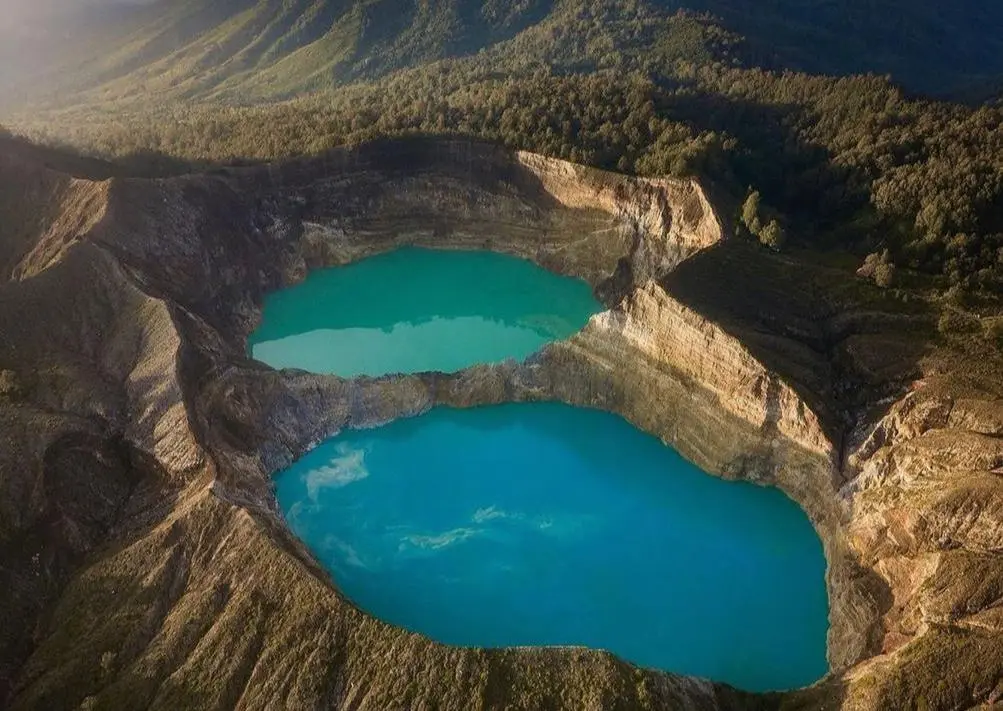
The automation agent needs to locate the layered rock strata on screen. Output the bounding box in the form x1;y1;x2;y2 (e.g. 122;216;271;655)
0;137;1000;710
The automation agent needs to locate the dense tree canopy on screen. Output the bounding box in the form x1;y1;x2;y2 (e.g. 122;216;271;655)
6;4;1003;291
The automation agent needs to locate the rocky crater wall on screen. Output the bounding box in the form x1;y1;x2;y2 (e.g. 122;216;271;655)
0;137;1001;711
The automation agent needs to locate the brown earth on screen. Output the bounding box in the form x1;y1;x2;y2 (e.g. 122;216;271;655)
1;136;1001;711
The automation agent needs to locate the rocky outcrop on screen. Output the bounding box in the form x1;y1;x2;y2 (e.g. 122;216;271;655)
587;283;833;458
0;136;1000;710
515;152;723;281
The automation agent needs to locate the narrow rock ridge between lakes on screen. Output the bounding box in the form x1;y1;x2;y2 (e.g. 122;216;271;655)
1;137;1001;710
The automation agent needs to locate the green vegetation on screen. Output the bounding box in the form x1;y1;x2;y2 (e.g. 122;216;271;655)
663;0;1003;100
4;0;1002;105
739;190;784;250
858;251;897;289
758;221;785;252
2;1;1002;296
740;191;763;236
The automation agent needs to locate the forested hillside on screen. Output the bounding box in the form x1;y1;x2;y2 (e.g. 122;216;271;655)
9;4;1002;295
2;0;1002;299
1;0;559;106
674;0;1003;100
2;0;1002;107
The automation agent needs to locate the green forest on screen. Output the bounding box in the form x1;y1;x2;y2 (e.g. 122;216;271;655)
4;2;1003;294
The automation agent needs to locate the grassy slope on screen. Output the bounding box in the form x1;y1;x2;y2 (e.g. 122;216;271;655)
0;0;558;110
2;0;1003;112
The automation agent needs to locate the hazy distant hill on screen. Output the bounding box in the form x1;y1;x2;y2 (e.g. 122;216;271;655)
0;0;556;106
678;0;1003;100
2;0;1002;111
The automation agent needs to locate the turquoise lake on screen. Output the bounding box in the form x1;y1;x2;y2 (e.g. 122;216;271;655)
249;248;602;376
276;403;829;692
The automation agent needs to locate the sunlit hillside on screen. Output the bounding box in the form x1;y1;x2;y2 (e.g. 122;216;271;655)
2;0;1002;110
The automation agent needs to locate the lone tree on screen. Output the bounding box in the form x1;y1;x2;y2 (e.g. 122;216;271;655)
759;219;786;251
858;250;897;288
741;190;762;236
740;190;786;250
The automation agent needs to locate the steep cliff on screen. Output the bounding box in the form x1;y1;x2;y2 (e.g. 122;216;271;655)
0;136;1000;710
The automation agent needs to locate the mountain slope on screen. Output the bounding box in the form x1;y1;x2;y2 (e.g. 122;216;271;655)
674;0;1003;98
2;0;1003;111
1;133;1001;711
0;0;557;106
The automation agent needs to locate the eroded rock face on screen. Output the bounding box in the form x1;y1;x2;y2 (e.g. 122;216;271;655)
0;137;1000;710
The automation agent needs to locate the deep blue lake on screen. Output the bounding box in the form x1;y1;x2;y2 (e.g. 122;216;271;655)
275;403;829;692
249;248;601;376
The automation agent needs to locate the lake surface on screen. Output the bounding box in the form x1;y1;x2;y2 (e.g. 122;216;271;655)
249;248;602;376
275;403;829;692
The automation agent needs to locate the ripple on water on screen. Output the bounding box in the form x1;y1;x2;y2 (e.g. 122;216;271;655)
276;403;829;692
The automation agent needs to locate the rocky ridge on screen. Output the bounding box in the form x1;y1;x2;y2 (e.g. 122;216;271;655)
0;137;1001;710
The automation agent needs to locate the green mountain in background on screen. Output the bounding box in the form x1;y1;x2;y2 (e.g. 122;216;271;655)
1;0;1001;295
2;0;1002;109
676;0;1003;100
0;0;560;106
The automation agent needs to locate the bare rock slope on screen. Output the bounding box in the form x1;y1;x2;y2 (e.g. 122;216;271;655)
0;137;1001;711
